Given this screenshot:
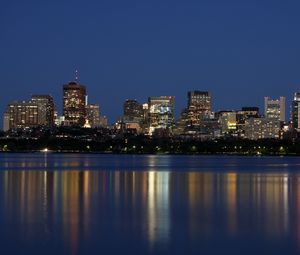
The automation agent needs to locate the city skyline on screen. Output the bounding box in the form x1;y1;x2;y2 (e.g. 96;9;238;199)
1;1;300;124
2;81;297;141
2;2;300;255
1;78;296;125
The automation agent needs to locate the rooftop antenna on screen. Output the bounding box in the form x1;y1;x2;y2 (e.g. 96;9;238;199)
75;69;79;82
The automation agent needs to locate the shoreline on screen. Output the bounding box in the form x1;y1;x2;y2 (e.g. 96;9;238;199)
0;150;298;157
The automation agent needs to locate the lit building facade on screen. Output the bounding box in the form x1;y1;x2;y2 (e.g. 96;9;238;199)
148;96;174;135
55;115;65;127
218;111;237;135
174;109;189;135
3;112;10;131
236;107;260;137
244;117;281;140
117;99;145;133
30;95;55;126
115;118;142;134
123;99;143;121
5;101;39;129
238;107;259;117
292;92;300;130
187;91;212;126
264;96;285;122
63;82;87;126
99;116;108;127
85;104;100;128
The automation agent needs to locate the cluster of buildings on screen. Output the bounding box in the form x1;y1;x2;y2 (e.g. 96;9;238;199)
116;92;298;140
2;80;300;140
3;81;108;132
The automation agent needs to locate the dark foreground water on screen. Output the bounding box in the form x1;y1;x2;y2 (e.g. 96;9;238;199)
0;154;300;255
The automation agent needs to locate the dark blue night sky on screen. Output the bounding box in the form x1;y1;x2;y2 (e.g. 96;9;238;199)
1;0;300;123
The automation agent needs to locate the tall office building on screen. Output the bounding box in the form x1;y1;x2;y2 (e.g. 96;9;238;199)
63;81;87;126
292;92;300;130
117;99;144;133
264;96;285;122
85;104;100;128
187;91;212;126
5;101;39;129
31;95;55;126
175;109;189;134
123;99;143;121
148;96;174;135
3;112;10;131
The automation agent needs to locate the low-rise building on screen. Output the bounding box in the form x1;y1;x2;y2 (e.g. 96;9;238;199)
244;117;281;140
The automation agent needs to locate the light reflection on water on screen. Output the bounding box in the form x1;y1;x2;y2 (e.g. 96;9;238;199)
0;154;300;255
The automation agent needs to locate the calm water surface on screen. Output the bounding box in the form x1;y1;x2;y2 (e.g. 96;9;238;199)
0;153;300;255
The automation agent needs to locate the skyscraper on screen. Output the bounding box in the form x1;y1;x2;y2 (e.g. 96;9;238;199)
148;96;174;135
123;99;143;121
292;92;300;130
31;95;55;126
85;104;100;128
63;82;87;126
264;96;285;122
187;91;212;126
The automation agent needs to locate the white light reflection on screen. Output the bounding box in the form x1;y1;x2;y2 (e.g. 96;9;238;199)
283;174;289;233
147;171;170;250
42;171;49;237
